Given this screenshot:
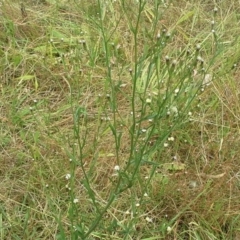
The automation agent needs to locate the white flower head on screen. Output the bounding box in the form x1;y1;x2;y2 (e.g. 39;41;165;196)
197;56;202;61
196;44;201;50
101;116;111;121
174;88;179;94
146;216;153;223
65;184;71;190
114;165;120;171
172;59;177;66
146;98;151;103
65;174;71;180
167;226;172;233
170;106;178;115
168;137;175;142
73;198;79;204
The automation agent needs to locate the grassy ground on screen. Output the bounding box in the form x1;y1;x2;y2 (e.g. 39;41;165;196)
1;0;240;239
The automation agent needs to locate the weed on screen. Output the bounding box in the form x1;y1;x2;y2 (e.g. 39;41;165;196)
1;0;240;239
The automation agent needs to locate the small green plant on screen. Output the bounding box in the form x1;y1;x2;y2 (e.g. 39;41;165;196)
56;0;222;239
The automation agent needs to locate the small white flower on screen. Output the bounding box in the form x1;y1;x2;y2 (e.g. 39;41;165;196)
174;88;179;94
120;83;127;88
188;112;192;116
146;98;151;103
197;56;204;62
135;203;140;207
125;210;130;215
145;216;153;223
114;165;120;171
166;32;171;38
73;198;79;204
144;193;148;197
33;99;38;103
141;129;147;133
171;106;178;115
65;184;71;190
69;158;72;162
167;226;172;233
101;116;110;121
65;174;71;180
168;137;174;142
164;143;169;147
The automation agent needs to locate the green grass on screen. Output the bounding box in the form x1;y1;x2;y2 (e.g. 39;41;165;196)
1;0;240;239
